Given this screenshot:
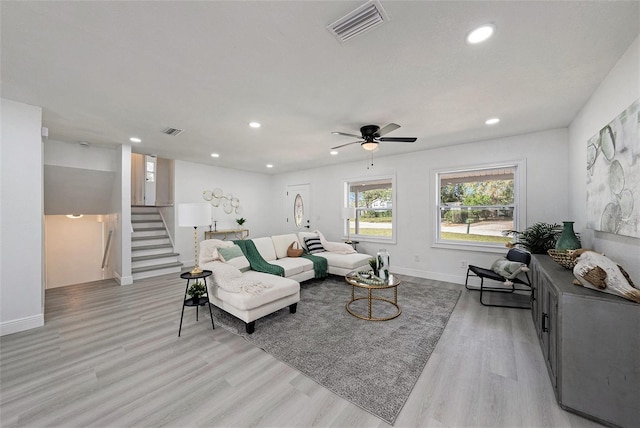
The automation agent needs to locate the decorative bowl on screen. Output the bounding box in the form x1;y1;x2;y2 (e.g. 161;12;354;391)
547;249;578;270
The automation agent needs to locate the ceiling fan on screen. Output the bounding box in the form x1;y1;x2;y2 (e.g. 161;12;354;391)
331;123;417;151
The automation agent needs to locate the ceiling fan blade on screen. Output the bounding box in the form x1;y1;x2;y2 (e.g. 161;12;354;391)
376;123;401;137
331;140;363;150
332;131;362;139
378;137;417;142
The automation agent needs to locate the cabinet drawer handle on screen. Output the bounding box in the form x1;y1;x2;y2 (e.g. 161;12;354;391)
542;313;549;332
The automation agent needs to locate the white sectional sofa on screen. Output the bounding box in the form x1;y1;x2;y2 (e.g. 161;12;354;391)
198;231;371;334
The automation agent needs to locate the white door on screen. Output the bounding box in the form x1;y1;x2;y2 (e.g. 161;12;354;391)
144;155;156;206
287;184;311;231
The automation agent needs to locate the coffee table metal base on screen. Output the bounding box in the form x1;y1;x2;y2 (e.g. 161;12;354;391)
346;285;401;321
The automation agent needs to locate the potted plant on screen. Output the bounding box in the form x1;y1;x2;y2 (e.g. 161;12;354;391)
187;280;206;305
502;222;569;254
236;217;246;227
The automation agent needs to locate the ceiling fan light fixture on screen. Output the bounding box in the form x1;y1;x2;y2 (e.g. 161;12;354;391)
361;141;379;151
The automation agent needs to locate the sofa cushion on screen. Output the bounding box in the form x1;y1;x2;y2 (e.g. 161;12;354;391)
252;237;277;261
226;256;251;272
304;237;325;254
212;270;299;311
270;257;313;276
271;234;300;259
315;251;372;270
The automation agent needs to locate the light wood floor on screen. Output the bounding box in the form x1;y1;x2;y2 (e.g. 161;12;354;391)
1;273;603;428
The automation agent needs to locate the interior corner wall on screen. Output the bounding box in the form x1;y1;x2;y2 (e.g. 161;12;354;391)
270;128;570;284
569;35;640;282
1;98;45;336
173;160;273;269
110;144;132;285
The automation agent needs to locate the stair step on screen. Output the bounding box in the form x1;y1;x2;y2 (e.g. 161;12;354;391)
132;261;183;274
133;265;183;281
132;227;166;232
132;219;163;223
132;235;168;241
132;243;173;251
132;252;180;262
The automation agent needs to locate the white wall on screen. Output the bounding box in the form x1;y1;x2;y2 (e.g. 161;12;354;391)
45;215;104;288
271;128;570;284
174;160;273;269
569;35;640;282
0;98;44;335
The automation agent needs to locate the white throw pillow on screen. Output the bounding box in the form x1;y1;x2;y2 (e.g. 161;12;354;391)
200;239;235;264
208;261;243;287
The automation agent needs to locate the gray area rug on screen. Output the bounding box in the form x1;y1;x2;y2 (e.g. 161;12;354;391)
209;276;461;424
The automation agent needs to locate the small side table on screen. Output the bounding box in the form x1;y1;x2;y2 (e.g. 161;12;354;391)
345;240;360;251
179;270;215;337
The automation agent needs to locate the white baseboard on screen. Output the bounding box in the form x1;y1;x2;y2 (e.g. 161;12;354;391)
115;272;134;286
391;266;466;285
1;313;44;336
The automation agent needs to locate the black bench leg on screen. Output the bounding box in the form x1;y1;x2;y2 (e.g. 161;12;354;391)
245;321;255;334
289;303;297;314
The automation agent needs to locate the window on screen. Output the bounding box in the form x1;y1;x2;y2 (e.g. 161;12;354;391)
344;175;395;241
436;163;524;248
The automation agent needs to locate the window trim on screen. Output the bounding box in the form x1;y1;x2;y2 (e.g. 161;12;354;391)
432;160;526;253
343;173;397;244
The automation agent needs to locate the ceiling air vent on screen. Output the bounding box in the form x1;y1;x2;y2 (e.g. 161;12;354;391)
327;0;389;43
162;127;183;136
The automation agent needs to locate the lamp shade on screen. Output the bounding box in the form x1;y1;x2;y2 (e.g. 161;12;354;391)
342;207;356;219
178;203;212;227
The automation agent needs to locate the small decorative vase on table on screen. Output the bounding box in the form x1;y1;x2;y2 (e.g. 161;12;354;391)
377;249;390;280
555;221;581;250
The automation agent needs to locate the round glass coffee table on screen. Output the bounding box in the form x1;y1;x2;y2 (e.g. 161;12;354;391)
345;271;401;321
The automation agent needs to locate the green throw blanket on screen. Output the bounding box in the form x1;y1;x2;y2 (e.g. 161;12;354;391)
302;253;328;279
233;240;284;277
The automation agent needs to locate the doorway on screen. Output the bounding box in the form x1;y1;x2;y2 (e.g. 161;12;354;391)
286;184;311;231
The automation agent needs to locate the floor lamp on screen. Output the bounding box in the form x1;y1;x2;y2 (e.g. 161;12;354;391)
179;203;212;275
342;207;356;243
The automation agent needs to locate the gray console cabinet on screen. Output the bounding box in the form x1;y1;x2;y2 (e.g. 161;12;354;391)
530;255;639;428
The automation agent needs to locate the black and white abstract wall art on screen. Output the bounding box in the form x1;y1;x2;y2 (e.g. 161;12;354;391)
586;99;640;238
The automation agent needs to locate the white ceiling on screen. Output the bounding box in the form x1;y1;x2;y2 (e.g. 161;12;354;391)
2;1;638;174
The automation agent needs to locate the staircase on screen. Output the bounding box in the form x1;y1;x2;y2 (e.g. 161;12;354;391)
131;206;182;280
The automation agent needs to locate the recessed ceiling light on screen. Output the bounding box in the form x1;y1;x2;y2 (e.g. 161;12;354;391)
66;214;83;219
266;164;273;168
210;153;220;158
466;24;495;44
129;137;142;143
330;150;339;155
249;122;261;128
485;118;500;125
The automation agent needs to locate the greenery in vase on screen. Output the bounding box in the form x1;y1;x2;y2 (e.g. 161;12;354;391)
502;222;569;254
236;217;246;226
368;258;378;276
188;280;206;299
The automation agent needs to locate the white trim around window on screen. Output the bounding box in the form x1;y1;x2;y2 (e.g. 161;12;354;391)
343;173;396;244
432;160;527;253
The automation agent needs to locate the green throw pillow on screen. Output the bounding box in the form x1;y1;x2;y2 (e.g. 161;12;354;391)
218;245;244;262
